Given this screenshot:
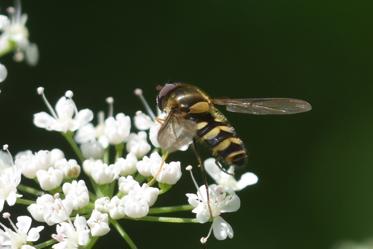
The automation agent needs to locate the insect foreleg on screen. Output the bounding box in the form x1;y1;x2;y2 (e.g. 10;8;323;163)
191;140;213;220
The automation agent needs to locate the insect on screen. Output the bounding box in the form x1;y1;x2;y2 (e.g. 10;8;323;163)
156;83;311;169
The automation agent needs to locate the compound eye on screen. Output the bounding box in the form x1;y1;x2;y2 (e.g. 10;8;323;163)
157;83;177;110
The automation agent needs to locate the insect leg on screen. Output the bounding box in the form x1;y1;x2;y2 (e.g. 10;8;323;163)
215;159;235;176
191;140;213;220
155;117;165;124
148;151;169;186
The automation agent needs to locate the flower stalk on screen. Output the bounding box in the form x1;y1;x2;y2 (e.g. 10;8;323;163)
149;205;194;214
18;184;44;196
16;198;34;205
127;216;199;224
111;220;138;249
62;132;84;162
34;239;56;249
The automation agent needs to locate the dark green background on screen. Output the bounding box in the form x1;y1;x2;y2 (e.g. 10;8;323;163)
1;0;373;248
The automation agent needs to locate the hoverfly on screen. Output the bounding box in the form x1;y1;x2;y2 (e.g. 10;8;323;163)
156;83;311;169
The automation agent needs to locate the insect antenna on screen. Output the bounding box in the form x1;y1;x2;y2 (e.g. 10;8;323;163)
191;140;213;220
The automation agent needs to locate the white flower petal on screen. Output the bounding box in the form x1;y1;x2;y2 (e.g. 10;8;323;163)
33;112;56;130
0;15;10;29
25;43;39;66
204;158;222;181
236;172;258;191
80;141;104;159
0;199;4;211
27;226;44;242
16;216;32;235
55;97;75;120
6;192;17;206
212;216;234;240
76;109;94;127
221;194;240;213
149;123;161;148
126;131;151;158
0;63;7;82
87;210;110;237
134;111;153;130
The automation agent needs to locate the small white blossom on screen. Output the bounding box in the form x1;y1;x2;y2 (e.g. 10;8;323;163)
118;175;140;194
87;210;110;237
75;112;108;158
15;149;64;179
34;90;93;133
122;184;159;218
52;215;90;249
80;141;104;159
136;152;182;184
108;196;126;220
62;180;89;210
136;153;155;177
94;197;110;213
204;158;258;192
126;131;151;158
0;150;12;170
75;123;100;144
36;167;64;191
0;152;22;212
187;184;240;223
54;159;81;179
151;159;182;185
211;216;234;241
134;111;153;130
0;1;39;66
82;159;118;185
114;152;137;176
27;194;73;226
186;184;239;242
0;215;44;249
104;113;131;145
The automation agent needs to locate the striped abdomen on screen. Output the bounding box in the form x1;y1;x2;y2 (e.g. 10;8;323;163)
187;108;248;168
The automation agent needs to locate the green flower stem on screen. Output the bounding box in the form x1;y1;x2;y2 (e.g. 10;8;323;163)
88;177;99;196
149;205;193;214
134;173;146;184
103;147;110;164
96;183;115;198
127;216;199;224
86;236;99;249
34;239;56;249
115;143;124;159
16;198;34;205
62;132;84;162
89;191;96;201
111;220;138;249
72;202;94;216
158;183;172;195
18;184;44;196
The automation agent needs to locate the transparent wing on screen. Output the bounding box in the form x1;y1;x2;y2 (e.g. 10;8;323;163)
157;112;197;153
213;98;312;115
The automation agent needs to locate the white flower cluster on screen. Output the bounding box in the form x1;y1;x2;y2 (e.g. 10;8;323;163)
0;87;258;249
0;0;38;83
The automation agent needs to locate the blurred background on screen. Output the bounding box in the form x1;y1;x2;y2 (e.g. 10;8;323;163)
1;0;373;248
